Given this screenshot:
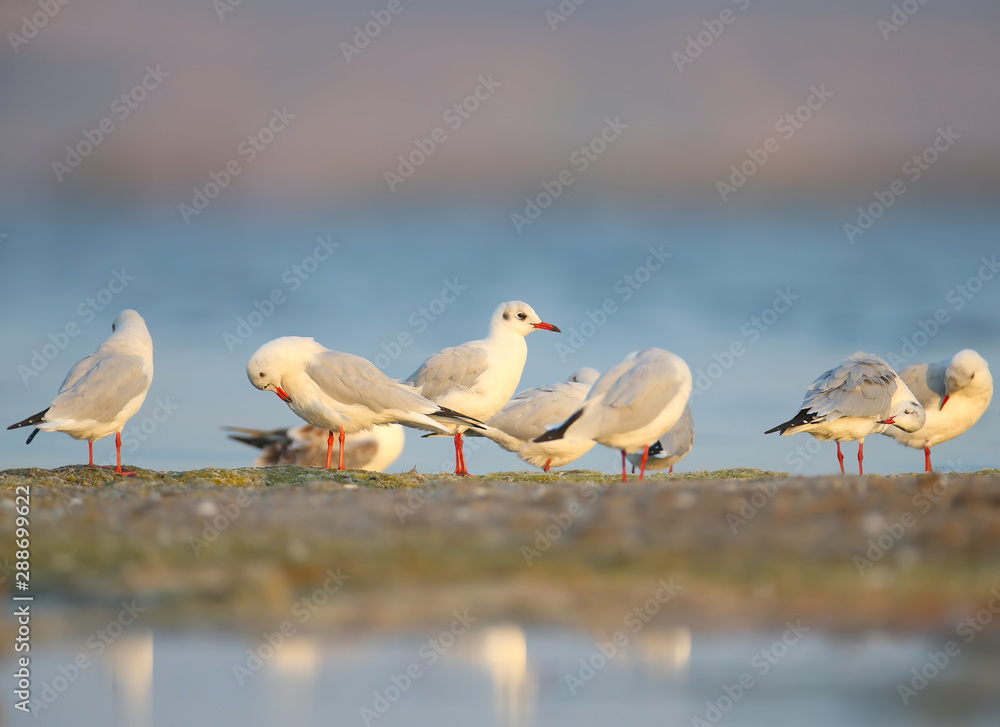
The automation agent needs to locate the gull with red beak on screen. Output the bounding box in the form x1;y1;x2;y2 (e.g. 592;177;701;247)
881;349;992;472
406;301;561;475
246;337;482;470
765;352;926;475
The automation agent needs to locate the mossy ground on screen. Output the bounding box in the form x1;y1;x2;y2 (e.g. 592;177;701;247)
4;466;1000;639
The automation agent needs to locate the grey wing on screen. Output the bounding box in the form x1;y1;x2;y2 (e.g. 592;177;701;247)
802;359;896;420
897;361;946;409
47;353;150;423
307;352;431;414
406;344;489;400
598;359;688;431
488;382;587;441
660;404;694;454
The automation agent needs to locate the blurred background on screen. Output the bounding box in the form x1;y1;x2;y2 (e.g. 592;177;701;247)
1;0;998;474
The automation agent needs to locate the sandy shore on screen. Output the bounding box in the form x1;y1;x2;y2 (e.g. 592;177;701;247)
3;465;1000;642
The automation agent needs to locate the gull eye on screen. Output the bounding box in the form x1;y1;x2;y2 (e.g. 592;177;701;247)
259;372;265;378
517;312;527;320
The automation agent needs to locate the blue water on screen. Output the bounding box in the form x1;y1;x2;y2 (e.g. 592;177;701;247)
8;625;999;726
1;203;997;475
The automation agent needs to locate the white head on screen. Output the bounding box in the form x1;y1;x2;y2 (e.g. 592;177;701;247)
111;309;152;348
247;336;323;403
568;367;601;385
489;301;561;337
945;349;992;401
880;399;926;433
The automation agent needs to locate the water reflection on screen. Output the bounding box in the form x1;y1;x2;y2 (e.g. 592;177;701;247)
10;626;1000;726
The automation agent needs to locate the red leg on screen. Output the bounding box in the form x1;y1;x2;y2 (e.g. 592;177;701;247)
621;450;628;482
325;431;334;469
543;459;551;472
924;447;932;473
88;441;95;467
639;445;649;481
454;432;469;476
669;464;674;474
836;442;845;474
858;440;864;476
114;432;136;477
339;426;346;470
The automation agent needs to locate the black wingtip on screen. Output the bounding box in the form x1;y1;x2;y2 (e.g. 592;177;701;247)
436;406;486;431
226;434;270;450
8;408;49;431
648;440;664;456
25;428;40;445
534;408;583;443
765;408;818;435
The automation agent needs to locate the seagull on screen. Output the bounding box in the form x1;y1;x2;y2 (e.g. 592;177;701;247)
405;301;561;475
765;352;926;475
464;367;601;471
246;336;483;470
881;349;993;472
225;423;405;471
627;403;694;474
534;349;692;482
7;309;154;475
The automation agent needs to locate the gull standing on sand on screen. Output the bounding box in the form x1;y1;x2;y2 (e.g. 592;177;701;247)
7;309;154;476
465;367;601;471
627;403;694;474
881;349;993;472
225;423;405;471
405;301;561;475
534;349;692;482
765;352;926;475
246;337;483;470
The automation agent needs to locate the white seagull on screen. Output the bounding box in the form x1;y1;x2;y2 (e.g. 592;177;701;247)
534;349;692;481
225;423;405;471
7;309;154;475
626;403;694;474
246;336;482;470
765;352;926;475
881;349;993;472
405;301;560;475
465;367;601;471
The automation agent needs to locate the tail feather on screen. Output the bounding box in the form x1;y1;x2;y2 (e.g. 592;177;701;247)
533;408;583;443
764;408;818;435
8;408;49;431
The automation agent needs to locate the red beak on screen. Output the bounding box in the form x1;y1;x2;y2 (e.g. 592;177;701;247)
275;386;291;403
532;322;561;333
879;416;896;425
940;395;949;411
